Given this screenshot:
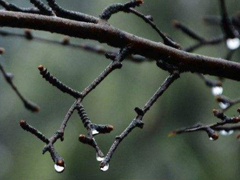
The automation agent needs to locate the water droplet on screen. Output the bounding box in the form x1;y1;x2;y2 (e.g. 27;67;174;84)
219;102;229;109
96;153;104;162
209;137;214;141
212;86;223;96
220;130;234;136
226;38;240;50
54;164;65;173
100;163;109;172
220;130;228;136
92;129;99;135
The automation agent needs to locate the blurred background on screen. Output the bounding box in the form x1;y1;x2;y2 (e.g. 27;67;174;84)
1;0;240;180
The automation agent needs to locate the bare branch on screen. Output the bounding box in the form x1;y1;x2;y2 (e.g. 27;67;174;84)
170;109;240;140
0;57;39;112
38;65;82;99
99;0;143;20
0;0;40;14
219;0;239;38
29;0;55;16
0;29;149;63
46;0;98;23
100;71;180;170
19;120;65;173
0;11;240;81
81;46;132;98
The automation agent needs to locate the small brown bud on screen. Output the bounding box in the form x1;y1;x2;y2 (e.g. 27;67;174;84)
24;29;33;40
136;0;144;4
19;120;27;127
38;65;44;71
172;20;180;27
56;159;65;167
35;107;40;112
0;47;5;54
107;125;114;131
62;36;70;45
211;133;219;141
233;117;240;122
212;109;219;115
168;131;176;137
78;134;86;142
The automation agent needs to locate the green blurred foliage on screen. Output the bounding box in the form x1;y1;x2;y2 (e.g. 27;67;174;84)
0;0;240;180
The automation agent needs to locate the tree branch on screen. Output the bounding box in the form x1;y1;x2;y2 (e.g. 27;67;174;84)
0;29;148;63
0;11;240;81
0;56;39;112
100;71;180;170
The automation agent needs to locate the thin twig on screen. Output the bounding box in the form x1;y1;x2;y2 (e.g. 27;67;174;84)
170;109;240;140
0;29;148;63
29;0;55;16
19;120;65;170
129;9;181;49
99;0;143;21
81;46;132;98
42;99;78;155
0;57;39;112
38;65;82;99
172;21;225;52
100;71;180;169
219;0;239;38
46;0;98;23
216;95;240;112
0;0;41;14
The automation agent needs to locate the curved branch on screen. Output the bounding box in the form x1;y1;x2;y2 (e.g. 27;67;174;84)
0;11;240;81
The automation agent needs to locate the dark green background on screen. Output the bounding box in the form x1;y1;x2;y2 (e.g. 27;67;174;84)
1;0;240;179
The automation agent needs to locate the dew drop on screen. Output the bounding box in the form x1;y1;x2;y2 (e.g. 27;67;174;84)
96;153;104;162
212;86;223;96
54;164;65;173
228;130;234;135
100;163;109;172
92;129;99;135
209;137;214;141
219;102;229;109
220;130;234;136
220;130;228;136
226;38;240;50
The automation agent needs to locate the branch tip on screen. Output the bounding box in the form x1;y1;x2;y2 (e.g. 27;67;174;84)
24;29;33;40
56;159;65;167
233;117;240;123
19;119;27;127
168;131;177;137
172;20;180;27
211;132;219;141
107;125;114;131
206;127;219;140
78;134;86;142
62;36;70;45
38;65;44;71
0;47;5;54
